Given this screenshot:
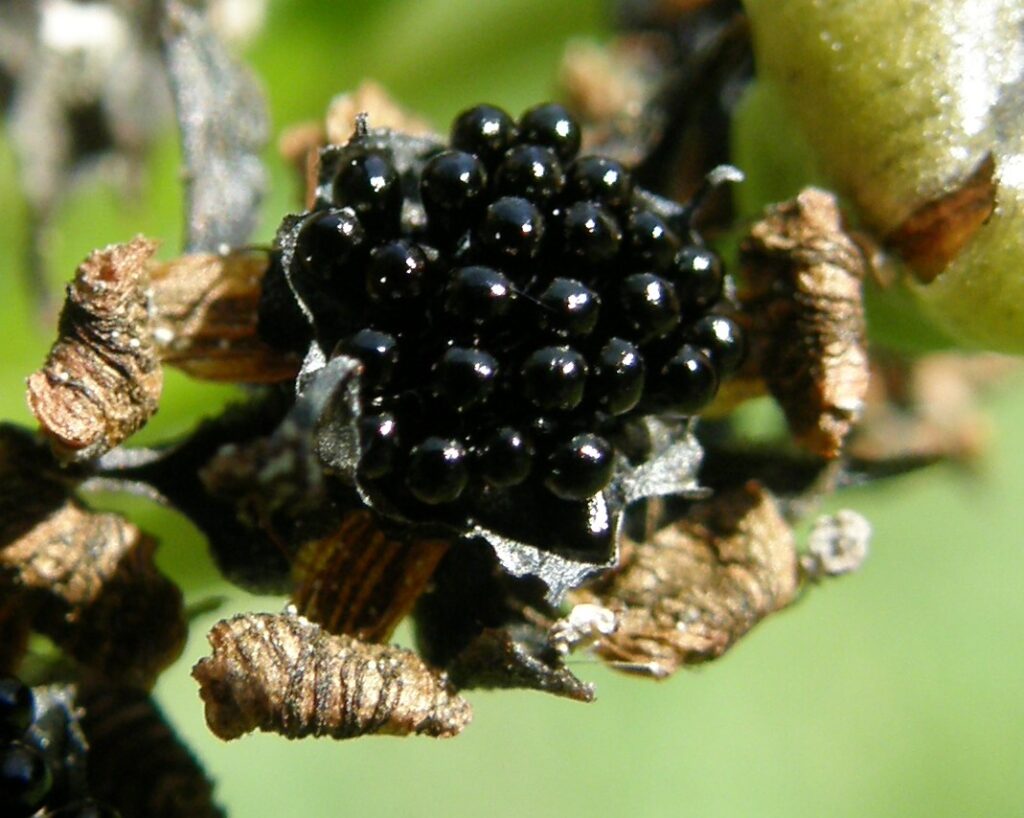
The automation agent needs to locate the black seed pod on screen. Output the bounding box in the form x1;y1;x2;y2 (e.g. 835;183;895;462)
538;277;601;337
653;343;719;414
545;433;615;500
518;103;581;162
624;210;679;272
293;209;367;285
477;427;533;488
522;346;588;411
689;314;745;375
618;273;681;342
450;104;517;167
0;741;52;817
406;438;470;504
479;197;545;265
420;150;488;235
671;245;724;309
592;338;645;415
338;329;399;390
358;412;401;479
566;156;632;209
0;678;33;741
365;240;428;306
495;144;565;205
433;347;499;410
445;266;515;327
561;201;622;268
333;150;403;238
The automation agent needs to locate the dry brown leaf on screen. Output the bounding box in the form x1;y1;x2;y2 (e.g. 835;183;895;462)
193;613;472;741
739;188;870;458
573;482;799;679
149;250;300;383
27;237;162;462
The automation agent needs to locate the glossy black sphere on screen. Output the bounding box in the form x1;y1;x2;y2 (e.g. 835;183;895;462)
655;343;719;414
624;210;679;272
338;329;399;390
420;150;487;232
434;347;499;409
48;800;122;818
479;197;545;265
544;433;615;500
358;412;400;479
0;741;52;817
494;144;565;205
560;200;622;267
618;273;681;342
450;104;517;166
294;209;366;285
0;678;33;741
566;156;632;209
690;314;745;375
538;278;601;337
518;103;581;162
365;240;428;305
521;346;588;411
593;337;645;415
477;427;533;488
406;437;470;504
445;266;515;327
671;245;724;309
332;151;403;237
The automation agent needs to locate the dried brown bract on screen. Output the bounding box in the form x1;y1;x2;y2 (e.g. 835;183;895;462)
27;237;162;463
149;250;300;383
738;188;870;459
193;613;472;741
572;482;799;679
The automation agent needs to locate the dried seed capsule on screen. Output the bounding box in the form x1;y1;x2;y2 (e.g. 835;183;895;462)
192;613;472;740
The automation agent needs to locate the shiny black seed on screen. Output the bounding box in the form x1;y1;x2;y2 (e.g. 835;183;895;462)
624;210;679;272
434;347;499;409
358;413;400;479
618;273;681;342
518;103;581;162
450;104;517;166
479;197;545;265
338;329;399;389
566;156;632;209
494;144;565;204
593;338;645;415
333;151;403;237
561;200;622;267
0;678;33;741
538;277;601;337
293;209;367;285
0;741;52;817
477;427;533;487
522;346;588;411
445;266;515;326
690;314;745;375
421;150;487;234
545;433;615;500
365;240;428;305
655;343;719;414
406;437;469;504
671;245;724;309
48;800;122;818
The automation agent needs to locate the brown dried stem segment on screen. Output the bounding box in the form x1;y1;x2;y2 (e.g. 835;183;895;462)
738;188;870;459
292;510;450;643
193;613;472;741
573;482;798;679
27;237;162;462
148;250;300;383
0;502;186;689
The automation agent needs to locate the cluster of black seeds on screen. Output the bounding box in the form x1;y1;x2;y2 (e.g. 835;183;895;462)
0;677;119;818
264;103;744;512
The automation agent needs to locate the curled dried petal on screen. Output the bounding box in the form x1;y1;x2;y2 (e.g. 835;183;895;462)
193;613;472;741
739;188;870;458
573;482;799;679
27;237;162;463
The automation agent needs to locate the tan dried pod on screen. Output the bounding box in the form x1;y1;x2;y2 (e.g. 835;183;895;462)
572;481;799;679
193;612;472;740
27;237;162;463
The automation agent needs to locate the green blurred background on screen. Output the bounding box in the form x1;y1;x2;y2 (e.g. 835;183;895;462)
2;1;1022;815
